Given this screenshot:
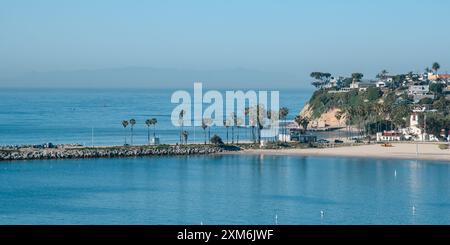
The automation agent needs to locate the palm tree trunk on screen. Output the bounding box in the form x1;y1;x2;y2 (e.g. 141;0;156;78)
232;127;234;144
226;128;229;144
204;129;207;145
131;127;133;145
147;126;150;144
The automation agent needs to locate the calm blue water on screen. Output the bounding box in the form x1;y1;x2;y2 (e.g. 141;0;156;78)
0;155;449;224
0;88;312;146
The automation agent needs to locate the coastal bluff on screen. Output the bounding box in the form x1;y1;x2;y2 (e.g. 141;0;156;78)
0;144;239;161
299;103;346;129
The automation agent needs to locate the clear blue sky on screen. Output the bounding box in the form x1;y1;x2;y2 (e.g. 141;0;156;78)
1;0;449;86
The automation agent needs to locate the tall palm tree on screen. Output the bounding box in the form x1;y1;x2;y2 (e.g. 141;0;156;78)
235;117;243;144
223;119;230;144
179;110;185;144
145;119;151;144
256;105;265;144
145;118;158;144
182;130;189;145
244;107;255;142
294;115;310;132
129;119;136;145
201;119;208;145
335;111;343;139
230;112;236;144
150;118;157;138
432;62;440;74
121;120;129;145
206;119;212;143
279;107;289;142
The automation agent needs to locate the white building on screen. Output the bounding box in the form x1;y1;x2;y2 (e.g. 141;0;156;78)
408;85;429;96
376;81;386;88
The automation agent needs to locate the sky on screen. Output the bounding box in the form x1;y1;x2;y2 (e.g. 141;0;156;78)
1;0;450;88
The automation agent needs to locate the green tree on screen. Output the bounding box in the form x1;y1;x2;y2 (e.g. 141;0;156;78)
430;83;445;95
433;97;450;115
310;72;332;89
351;73;364;82
367;87;382;101
432;62;440;74
419;97;434;105
179;110;185;144
201;119;208;145
145;118;158;144
279;107;289;142
294;115;310;132
121;120;129;145
129;119;136;145
210;134;224;145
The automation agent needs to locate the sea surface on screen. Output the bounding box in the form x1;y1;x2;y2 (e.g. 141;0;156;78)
1;88;449;225
0;88;312;146
0;155;449;224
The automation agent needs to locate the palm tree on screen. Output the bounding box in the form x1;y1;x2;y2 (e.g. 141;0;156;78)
145;118;157;144
235;117;243;144
129;119;136;145
335;111;343;139
145;119;151;144
121;120;129;145
179;110;185;144
279;107;289;142
230;112;236;144
244;107;255;142
151;118;157;138
295;115;310;132
432;62;440;74
342;105;356;139
201;119;208;145
182;130;189;145
223;119;230;144
256;104;266;144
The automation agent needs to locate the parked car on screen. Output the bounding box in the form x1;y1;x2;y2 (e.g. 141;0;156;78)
334;139;344;144
317;139;330;144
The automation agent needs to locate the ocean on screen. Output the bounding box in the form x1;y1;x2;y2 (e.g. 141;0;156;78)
0;88;312;146
0;155;449;224
1;88;449;225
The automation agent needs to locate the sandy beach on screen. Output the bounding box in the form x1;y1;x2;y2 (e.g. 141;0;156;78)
229;143;450;162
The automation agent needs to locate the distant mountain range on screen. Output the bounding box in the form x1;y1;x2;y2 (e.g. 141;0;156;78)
0;67;301;89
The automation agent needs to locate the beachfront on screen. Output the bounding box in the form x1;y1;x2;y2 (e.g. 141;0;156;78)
236;143;450;162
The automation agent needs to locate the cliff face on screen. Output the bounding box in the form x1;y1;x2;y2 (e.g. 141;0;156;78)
299;103;346;128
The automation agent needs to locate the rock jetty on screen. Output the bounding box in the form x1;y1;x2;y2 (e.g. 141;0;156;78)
0;144;240;161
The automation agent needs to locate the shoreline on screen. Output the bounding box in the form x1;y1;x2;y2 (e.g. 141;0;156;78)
224;143;450;162
1;142;449;162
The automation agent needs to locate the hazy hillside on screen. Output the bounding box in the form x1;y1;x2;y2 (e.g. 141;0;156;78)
0;67;299;89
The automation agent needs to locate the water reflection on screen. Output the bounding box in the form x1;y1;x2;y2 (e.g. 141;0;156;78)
0;155;449;224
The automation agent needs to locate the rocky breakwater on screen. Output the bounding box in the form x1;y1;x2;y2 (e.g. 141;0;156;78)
0;144;241;161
